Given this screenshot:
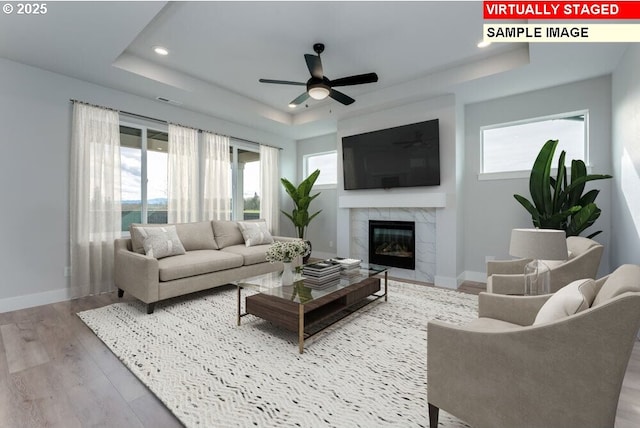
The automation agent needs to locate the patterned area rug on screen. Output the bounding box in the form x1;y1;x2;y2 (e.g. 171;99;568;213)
78;280;476;427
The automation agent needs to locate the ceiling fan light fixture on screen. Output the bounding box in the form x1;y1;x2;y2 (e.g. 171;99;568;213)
308;86;330;100
259;43;376;106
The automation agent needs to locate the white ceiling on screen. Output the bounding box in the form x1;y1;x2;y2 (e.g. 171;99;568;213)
0;1;628;140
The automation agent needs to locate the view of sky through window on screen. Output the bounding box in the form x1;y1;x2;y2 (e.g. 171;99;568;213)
482;114;586;174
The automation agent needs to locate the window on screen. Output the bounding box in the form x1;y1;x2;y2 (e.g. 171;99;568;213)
304;151;337;187
229;143;261;220
120;124;168;232
480;111;588;179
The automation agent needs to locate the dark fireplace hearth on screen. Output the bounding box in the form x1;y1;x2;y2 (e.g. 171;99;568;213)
369;220;416;270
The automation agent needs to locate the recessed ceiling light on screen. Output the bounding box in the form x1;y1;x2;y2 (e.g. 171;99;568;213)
288;103;297;109
477;40;491;48
153;46;169;56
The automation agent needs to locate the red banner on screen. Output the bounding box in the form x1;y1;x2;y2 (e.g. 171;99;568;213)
484;1;640;19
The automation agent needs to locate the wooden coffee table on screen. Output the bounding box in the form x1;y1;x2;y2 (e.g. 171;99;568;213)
236;266;388;353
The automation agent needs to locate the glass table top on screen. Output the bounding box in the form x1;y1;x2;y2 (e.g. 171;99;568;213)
236;264;387;304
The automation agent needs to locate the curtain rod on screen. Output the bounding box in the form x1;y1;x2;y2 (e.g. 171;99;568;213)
70;99;282;150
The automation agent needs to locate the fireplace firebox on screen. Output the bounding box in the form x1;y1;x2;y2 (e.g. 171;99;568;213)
368;220;416;270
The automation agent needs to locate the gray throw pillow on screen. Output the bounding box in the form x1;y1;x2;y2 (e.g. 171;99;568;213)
135;225;186;259
237;220;274;247
130;223;171;254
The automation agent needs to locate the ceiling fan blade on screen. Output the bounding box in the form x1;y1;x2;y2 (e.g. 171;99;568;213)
289;92;310;106
329;89;355;105
304;54;323;79
330;73;378;87
259;79;306;86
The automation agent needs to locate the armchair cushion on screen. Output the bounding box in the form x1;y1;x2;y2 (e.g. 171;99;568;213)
533;278;596;325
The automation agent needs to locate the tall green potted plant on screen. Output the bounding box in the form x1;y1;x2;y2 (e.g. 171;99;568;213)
281;169;322;262
514;139;612;238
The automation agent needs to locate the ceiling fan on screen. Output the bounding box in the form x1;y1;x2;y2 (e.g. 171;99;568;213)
259;43;378;107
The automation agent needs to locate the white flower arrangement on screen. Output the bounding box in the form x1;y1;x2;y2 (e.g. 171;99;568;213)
265;240;309;263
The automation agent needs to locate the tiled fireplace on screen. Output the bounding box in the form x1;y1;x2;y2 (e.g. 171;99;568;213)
369;220;415;270
350;208;436;283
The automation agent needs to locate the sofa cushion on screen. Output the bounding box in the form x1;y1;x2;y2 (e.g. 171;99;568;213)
238;220;274;247
533;278;597;325
592;264;640;307
212;220;245;249
175;221;218;251
158;250;244;282
221;244;270;266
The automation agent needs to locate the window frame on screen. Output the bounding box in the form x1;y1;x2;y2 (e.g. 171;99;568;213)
479;110;589;181
119;119;169;236
229;139;261;221
303;150;338;189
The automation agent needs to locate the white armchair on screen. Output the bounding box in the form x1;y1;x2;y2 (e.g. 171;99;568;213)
428;264;640;428
487;236;604;294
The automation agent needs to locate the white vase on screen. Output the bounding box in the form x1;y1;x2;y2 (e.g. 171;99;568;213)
281;261;294;285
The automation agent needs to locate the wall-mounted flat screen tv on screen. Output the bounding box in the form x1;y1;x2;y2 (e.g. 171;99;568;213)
342;119;440;190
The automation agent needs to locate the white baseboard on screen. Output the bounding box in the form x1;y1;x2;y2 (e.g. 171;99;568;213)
434;275;458;289
460;271;487;283
0;288;70;314
436;272;487;290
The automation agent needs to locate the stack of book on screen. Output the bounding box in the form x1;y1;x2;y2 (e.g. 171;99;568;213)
330;257;362;277
302;261;342;288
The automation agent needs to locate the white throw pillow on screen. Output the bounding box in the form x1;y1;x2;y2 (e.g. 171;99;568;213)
237;220;274;247
533;279;597;325
133;225;186;259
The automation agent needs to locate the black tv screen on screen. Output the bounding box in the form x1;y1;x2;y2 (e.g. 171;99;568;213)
342;119;440;190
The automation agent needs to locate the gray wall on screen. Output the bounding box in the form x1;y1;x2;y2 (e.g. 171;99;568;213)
463;75;613;279
0;58;296;311
295;133;338;258
611;45;640;268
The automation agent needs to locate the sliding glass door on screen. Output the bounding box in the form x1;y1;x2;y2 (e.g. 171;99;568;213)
119;124;168;232
230;143;260;220
119;129;259;228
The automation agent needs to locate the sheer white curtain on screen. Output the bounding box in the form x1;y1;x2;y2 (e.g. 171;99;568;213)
260;144;280;234
202;132;231;220
70;102;121;298
168;124;199;223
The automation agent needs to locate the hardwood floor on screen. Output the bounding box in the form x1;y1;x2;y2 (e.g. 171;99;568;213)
1;284;639;427
0;293;182;427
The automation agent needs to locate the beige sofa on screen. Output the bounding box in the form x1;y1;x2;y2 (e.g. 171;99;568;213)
114;220;299;313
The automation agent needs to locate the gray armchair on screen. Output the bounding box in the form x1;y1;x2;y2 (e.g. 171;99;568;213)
427;264;640;428
487;236;604;294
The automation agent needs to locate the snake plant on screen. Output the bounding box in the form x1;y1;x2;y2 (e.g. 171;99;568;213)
514;139;612;238
281;169;322;240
